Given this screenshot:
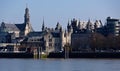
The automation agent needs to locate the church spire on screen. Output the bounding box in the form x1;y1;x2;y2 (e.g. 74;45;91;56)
67;20;70;32
42;18;45;31
78;20;81;29
24;7;30;24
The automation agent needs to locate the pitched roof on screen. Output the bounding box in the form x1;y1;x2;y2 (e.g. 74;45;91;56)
27;31;47;37
4;23;20;31
15;23;26;31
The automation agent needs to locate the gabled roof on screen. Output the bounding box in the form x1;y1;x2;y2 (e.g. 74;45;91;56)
27;31;47;37
15;23;26;31
4;23;20;31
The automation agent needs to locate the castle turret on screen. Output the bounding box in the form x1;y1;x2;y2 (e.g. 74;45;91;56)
67;20;71;32
94;20;103;30
71;18;78;33
94;20;99;29
86;19;93;32
55;22;61;31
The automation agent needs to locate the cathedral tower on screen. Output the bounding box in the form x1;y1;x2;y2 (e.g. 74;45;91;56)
24;7;30;24
24;7;33;36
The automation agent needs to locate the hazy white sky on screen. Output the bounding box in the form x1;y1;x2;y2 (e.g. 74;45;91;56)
0;0;120;31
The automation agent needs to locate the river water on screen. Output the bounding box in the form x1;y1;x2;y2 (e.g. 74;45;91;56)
0;58;120;71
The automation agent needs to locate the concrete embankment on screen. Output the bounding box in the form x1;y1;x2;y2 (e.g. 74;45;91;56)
0;52;33;58
47;52;120;58
1;52;120;58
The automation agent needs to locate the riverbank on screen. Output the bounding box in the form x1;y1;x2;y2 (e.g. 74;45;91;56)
48;52;120;58
1;52;120;58
0;52;33;58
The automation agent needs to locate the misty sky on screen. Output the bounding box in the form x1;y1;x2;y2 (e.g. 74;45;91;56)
0;0;120;31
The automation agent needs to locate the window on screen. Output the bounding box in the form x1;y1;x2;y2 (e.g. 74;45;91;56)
49;43;52;47
37;39;40;41
55;43;60;46
31;39;33;41
49;39;52;42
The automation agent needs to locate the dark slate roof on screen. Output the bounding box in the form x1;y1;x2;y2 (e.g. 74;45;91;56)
28;31;60;38
4;23;20;31
22;36;44;42
27;31;47;37
51;32;60;37
15;23;26;31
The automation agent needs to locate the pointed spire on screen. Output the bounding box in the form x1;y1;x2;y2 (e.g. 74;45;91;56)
94;20;103;29
67;20;70;30
55;22;61;30
86;19;93;31
67;19;70;26
99;20;103;27
42;18;45;31
24;6;30;24
43;17;44;25
25;4;29;13
25;5;29;14
94;20;98;29
78;20;81;29
56;22;59;28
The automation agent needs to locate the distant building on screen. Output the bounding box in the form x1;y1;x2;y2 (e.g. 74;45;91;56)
0;32;11;43
0;7;33;38
105;17;120;36
0;7;33;52
0;6;120;53
20;22;66;53
0;22;20;38
69;18;103;51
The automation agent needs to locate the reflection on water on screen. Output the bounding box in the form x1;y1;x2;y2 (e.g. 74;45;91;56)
0;58;120;71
